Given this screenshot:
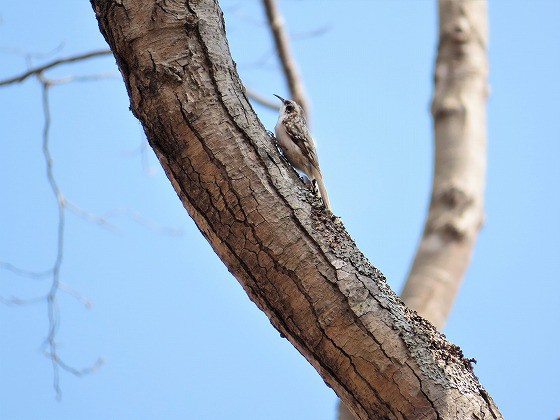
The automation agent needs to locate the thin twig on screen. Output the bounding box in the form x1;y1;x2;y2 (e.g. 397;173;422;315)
58;282;93;309
0;42;65;60
64;200;119;232
0;49;111;87
239;49;276;70
262;0;310;116
121;138;158;175
0;295;47;306
38;73;103;400
39;73;65;400
47;73;117;85
245;86;281;110
0;261;53;279
66;201;184;237
1;50;140;399
47;355;104;378
291;24;332;41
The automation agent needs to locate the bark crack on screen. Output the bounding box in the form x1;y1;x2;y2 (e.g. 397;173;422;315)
406;361;439;420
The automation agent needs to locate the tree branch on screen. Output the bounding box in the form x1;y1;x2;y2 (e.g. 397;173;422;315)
0;49;111;87
245;86;280;110
262;0;310;116
91;0;500;418
400;0;489;330
37;74;104;399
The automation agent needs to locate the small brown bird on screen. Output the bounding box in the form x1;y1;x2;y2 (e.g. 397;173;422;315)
273;94;331;211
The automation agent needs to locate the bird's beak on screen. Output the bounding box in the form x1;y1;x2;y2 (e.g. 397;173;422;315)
273;94;286;103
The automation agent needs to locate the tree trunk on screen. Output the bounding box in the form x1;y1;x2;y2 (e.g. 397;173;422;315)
400;0;489;330
91;0;500;418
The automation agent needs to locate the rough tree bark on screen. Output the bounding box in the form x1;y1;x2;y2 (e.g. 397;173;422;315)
91;0;500;418
400;0;488;330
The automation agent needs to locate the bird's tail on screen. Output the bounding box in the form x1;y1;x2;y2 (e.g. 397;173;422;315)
313;170;331;211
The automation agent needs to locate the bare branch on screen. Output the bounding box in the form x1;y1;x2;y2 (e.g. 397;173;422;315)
46;73;117;85
65;200;184;236
245;86;281;110
46;355;104;378
58;282;94;309
64;200;119;232
0;261;53;279
291;24;332;41
0;295;47;306
37;73;102;399
0;49;111;87
39;73;66;400
2;51;168;399
0;42;65;60
238;49;276;70
262;0;310;116
121;138;158;175
400;0;489;329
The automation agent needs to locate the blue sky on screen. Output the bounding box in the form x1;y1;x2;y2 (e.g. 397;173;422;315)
1;1;559;419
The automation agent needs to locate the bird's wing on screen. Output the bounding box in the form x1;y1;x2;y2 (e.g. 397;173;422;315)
284;116;321;171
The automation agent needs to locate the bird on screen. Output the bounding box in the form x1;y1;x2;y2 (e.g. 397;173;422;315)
273;94;331;211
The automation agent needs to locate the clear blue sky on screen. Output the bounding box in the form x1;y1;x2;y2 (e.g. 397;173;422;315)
1;1;559;419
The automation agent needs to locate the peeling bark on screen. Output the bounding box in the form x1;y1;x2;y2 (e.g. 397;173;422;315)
91;0;500;418
401;0;489;330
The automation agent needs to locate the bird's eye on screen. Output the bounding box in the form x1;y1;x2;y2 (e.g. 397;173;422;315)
285;105;294;113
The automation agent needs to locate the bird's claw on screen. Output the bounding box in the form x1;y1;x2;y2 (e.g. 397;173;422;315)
266;130;276;143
